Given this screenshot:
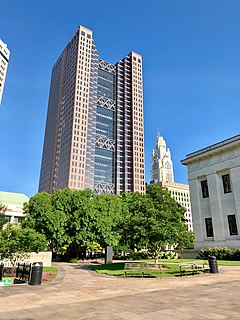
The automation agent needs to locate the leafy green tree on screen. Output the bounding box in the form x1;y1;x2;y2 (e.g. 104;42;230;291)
120;192;154;251
93;194;122;247
23;191;69;253
0;224;47;259
65;189;96;258
146;183;194;251
120;184;194;261
0;201;7;229
23;184;194;262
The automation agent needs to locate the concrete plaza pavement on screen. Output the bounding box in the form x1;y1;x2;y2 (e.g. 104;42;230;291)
0;262;240;319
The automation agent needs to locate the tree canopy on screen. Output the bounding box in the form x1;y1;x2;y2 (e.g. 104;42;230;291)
119;184;194;259
0;224;47;259
0;201;7;229
22;184;194;259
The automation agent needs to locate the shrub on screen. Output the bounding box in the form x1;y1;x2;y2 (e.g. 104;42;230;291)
160;251;178;259
69;258;78;263
198;247;240;261
128;251;151;260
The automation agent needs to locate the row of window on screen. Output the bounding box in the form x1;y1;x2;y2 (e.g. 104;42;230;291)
205;214;238;237
201;173;231;198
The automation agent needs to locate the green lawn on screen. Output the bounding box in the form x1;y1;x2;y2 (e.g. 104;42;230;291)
135;259;240;266
43;266;58;274
89;261;193;278
89;259;240;278
217;260;240;266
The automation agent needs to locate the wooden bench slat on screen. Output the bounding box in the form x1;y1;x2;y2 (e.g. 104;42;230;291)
124;263;162;278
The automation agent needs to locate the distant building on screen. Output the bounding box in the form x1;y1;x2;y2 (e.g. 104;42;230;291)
0;192;29;223
0;39;10;105
160;181;193;231
182;134;240;249
39;25;145;195
151;134;192;231
151;134;174;183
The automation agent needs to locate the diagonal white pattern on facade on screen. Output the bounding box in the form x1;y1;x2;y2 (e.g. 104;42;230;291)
95;135;115;151
97;95;115;111
99;59;116;74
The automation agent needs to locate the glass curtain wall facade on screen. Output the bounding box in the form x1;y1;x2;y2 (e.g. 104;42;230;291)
39;26;145;194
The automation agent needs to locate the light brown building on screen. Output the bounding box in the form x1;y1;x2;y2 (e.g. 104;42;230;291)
39;26;145;194
160;181;193;231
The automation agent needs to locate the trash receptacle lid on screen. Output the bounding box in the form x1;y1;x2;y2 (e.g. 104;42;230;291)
32;262;43;266
208;256;217;260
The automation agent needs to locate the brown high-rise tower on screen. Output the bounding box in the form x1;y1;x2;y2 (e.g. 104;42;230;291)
39;26;145;194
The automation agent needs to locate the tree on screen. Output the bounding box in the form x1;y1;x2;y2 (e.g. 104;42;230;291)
24;189;123;259
65;189;97;258
0;201;7;229
120;184;194;261
146;183;194;251
23;185;194;262
120;191;155;251
0;224;47;259
23;190;69;253
92;194;122;247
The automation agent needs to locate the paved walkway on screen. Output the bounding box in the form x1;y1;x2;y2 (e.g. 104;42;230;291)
0;263;240;319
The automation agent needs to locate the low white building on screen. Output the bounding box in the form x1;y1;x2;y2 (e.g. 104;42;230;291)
0;191;29;223
160;181;193;231
182;135;240;249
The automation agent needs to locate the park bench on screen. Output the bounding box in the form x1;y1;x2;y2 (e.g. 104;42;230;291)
193;262;209;274
179;262;209;277
14;262;32;284
124;263;162;278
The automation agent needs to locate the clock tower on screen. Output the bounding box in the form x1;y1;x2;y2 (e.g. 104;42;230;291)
151;133;174;183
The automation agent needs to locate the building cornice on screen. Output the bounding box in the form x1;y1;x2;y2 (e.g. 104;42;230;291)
181;134;240;165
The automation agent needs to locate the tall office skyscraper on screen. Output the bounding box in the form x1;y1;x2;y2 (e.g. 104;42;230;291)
39;26;145;194
0;39;10;105
151;133;174;183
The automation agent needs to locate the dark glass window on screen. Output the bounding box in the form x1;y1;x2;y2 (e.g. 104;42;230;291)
222;174;232;193
227;215;238;236
96;106;114;139
5;215;11;222
201;180;209;198
205;218;214;237
97;69;115;100
94;148;114;184
81;31;85;36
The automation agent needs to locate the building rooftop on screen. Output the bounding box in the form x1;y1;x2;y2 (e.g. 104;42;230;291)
0;191;29;206
182;134;240;165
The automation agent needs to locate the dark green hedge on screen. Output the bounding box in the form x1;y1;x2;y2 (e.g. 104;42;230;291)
198;247;240;260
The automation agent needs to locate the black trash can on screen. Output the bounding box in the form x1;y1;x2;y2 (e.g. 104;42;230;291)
0;262;4;281
29;262;43;285
208;256;218;274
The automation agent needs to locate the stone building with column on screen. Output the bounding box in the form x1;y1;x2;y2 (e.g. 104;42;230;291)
181;135;240;249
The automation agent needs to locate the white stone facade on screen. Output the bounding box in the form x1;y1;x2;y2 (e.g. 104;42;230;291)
0;39;10;105
182;135;240;249
160;181;193;231
151;134;174;183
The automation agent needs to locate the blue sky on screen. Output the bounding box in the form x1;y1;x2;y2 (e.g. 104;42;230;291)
0;0;240;197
